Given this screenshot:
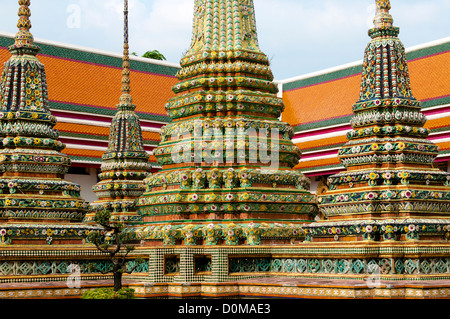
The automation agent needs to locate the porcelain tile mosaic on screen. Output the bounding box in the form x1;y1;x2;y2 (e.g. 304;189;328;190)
134;0;318;247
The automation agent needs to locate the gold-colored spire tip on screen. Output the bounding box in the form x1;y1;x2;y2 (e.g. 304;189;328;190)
376;0;391;10
15;0;34;46
17;0;32;31
374;0;394;28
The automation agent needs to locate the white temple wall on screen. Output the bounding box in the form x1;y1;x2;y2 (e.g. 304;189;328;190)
65;167;99;203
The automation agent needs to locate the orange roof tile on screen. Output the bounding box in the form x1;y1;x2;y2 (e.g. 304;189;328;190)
39;55;178;117
62;148;104;159
0;49;9;66
55;122;161;142
409;51;450;102
437;141;450;152
425;116;450;131
283;74;360;127
296;135;348;152
295;157;342;170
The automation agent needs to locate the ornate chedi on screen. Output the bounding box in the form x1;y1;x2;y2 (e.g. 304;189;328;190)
86;0;151;224
134;0;317;246
0;0;92;245
312;0;450;243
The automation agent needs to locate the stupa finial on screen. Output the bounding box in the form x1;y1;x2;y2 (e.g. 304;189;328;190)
376;0;391;10
374;0;394;28
119;0;133;108
14;0;36;48
17;0;32;31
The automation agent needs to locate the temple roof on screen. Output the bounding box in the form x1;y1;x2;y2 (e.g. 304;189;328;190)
0;31;179;167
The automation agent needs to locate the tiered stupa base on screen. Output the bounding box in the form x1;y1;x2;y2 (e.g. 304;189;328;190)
131;165;317;246
118;240;450;299
2;240;450;299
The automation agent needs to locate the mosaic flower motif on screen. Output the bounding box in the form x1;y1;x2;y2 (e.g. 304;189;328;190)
383;172;392;180
385;143;393;151
403;190;413;198
399;172;409;179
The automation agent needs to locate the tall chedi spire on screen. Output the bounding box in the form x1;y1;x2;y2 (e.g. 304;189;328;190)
311;0;450;242
86;0;151;224
135;0;317;246
0;0;92;245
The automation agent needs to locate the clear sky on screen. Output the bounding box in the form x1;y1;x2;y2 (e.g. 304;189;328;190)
0;0;449;80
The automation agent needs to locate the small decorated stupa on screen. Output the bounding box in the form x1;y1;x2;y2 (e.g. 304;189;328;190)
86;0;151;225
134;0;317;246
0;0;92;245
312;0;450;242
